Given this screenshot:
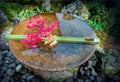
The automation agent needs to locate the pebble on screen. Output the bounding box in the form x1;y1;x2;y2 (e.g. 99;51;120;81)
21;80;26;82
36;78;40;82
10;78;15;82
89;76;95;81
88;61;92;68
9;63;16;68
3;73;8;77
79;67;84;75
20;69;28;74
0;38;9;51
85;79;92;82
21;73;30;79
65;78;73;82
0;50;2;65
86;71;90;76
2;76;11;82
90;57;98;67
27;75;34;82
31;79;36;82
1;50;8;55
91;68;97;76
77;79;84;82
95;77;104;82
113;76;120;82
7;51;13;57
0;70;5;77
15;59;20;64
15;64;22;72
0;79;2;82
5;57;12;64
6;69;15;76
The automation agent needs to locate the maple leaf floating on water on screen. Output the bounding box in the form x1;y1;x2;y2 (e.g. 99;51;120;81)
21;15;60;49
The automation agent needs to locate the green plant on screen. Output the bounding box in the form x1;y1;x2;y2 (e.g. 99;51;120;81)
0;2;22;18
88;20;103;32
0;2;52;19
13;5;52;18
84;1;114;32
13;5;42;18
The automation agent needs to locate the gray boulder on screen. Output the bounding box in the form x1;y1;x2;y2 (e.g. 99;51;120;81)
0;10;9;28
61;0;89;21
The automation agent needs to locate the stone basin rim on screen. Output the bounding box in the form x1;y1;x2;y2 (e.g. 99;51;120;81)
9;13;97;72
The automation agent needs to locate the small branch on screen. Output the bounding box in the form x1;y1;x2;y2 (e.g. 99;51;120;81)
5;35;100;44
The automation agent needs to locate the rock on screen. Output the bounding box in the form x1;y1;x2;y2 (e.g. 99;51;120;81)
20;69;28;74
102;49;120;75
6;69;15;76
1;50;8;55
95;77;104;82
79;67;84;75
0;50;2;66
14;18;26;26
85;70;90;76
7;51;13;57
21;80;26;82
77;79;84;82
3;72;8;77
31;79;36;82
27;75;34;82
15;59;20;64
15;64;22;72
0;23;14;50
5;57;12;64
85;79;92;82
9;63;16;68
90;55;98;67
0;10;9;28
87;61;97;76
91;69;97;76
43;0;51;10
2;76;11;82
1;63;9;70
21;73;30;79
0;70;5;77
87;61;92;69
113;76;120;82
96;45;105;55
65;78;73;82
61;0;89;21
89;76;95;81
0;35;9;51
81;74;88;80
36;78;40;82
10;78;15;82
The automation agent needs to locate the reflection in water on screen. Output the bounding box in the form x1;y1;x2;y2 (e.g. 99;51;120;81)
49;13;95;57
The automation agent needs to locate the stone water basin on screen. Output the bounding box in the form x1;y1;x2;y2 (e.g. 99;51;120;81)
9;13;96;80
